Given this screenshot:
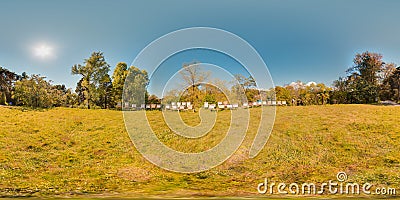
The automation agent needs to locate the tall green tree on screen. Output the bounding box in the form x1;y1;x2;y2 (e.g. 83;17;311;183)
387;67;400;102
0;66;19;105
332;77;348;104
112;62;128;106
123;66;149;106
75;78;86;105
97;74;113;108
346;51;384;103
71;52;111;109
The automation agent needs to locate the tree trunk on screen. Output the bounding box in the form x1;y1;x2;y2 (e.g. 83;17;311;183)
104;94;107;109
87;91;91;109
192;84;195;107
397;85;400;103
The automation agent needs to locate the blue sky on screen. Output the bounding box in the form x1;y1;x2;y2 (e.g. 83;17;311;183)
1;0;400;91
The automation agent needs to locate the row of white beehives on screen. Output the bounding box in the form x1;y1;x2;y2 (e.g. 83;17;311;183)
119;102;162;110
243;100;287;107
165;102;193;111
203;100;287;110
118;102;192;111
119;100;287;111
203;102;239;111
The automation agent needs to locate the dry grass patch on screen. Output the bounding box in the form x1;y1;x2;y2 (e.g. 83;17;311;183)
0;105;399;198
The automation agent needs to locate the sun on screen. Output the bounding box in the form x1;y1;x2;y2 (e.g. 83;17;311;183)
34;44;52;58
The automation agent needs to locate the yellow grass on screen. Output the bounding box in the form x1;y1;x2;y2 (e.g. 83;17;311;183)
0;105;399;198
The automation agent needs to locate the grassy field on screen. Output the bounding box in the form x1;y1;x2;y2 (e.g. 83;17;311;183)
0;105;399;198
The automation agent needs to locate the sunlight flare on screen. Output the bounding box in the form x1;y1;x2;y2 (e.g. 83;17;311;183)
34;44;52;58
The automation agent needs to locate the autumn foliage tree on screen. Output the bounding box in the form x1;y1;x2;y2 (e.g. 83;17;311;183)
331;51;400;104
179;62;209;107
386;66;400;102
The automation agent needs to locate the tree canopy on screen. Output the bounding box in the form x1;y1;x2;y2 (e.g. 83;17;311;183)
3;50;400;109
71;52;111;109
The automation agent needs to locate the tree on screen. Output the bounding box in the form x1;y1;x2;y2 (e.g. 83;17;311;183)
162;89;180;104
179;62;209;107
380;63;396;83
380;63;397;101
75;78;86;105
348;52;384;84
234;74;256;89
123;66;149;106
72;52;111;109
0;67;19;105
13;72;74;108
275;86;291;103
97;74;113;108
346;51;384;103
313;83;331;105
147;94;161;104
14;74;53;108
233;74;257;103
0;92;6;105
332;51;387;104
50;84;67;107
387;67;400;102
112;62;128;106
331;77;348;104
64;88;78;107
21;72;28;79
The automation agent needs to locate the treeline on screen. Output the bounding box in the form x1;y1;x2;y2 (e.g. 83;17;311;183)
274;81;331;106
1;51;399;109
0;52;149;109
332;51;400;104
0;68;76;107
274;51;400;105
71;52;149;109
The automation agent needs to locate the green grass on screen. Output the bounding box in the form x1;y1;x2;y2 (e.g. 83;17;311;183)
0;105;399;198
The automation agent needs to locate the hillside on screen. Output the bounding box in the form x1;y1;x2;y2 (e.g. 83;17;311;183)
0;105;399;198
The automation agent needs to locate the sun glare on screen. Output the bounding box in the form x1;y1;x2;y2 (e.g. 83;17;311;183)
34;44;52;58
